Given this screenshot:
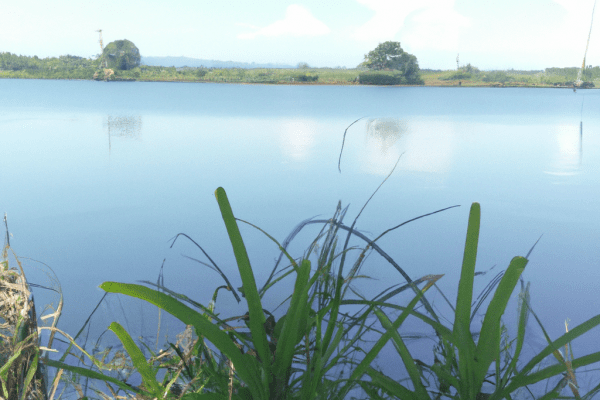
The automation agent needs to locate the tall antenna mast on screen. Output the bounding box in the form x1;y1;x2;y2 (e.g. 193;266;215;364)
96;29;107;68
577;0;597;86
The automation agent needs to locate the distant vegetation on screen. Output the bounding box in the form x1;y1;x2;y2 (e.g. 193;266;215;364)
142;56;295;69
102;39;140;71
428;62;599;87
1;51;600;87
359;41;423;85
0;53;96;79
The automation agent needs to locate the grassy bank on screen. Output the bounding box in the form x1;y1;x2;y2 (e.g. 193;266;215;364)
2;51;600;87
420;67;598;88
4;184;600;399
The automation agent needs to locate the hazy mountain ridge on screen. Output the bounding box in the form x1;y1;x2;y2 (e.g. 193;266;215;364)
141;56;295;69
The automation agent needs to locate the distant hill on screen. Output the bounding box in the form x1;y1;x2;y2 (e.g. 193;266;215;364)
141;56;295;69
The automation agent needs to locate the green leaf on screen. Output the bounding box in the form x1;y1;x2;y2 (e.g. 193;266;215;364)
108;321;160;395
499;314;600;396
499;351;600;398
215;187;271;393
20;349;39;400
431;360;461;392
100;282;263;399
321;276;344;355
0;347;23;381
453;202;480;398
43;359;142;394
181;393;227;399
374;308;429;398
474;256;527;386
501;281;530;387
344;279;433;390
274;259;311;376
366;366;421;400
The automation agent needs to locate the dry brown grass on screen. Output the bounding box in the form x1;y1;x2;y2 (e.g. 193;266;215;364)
0;241;46;400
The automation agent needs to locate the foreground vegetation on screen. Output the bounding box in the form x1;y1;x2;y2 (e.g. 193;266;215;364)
3;181;600;399
2;51;599;87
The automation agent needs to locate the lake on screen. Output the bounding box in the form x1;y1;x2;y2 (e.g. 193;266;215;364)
1;79;599;394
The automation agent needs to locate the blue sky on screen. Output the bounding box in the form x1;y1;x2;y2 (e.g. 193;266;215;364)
1;0;599;70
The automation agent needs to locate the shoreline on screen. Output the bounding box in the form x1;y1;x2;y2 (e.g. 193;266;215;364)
0;75;592;89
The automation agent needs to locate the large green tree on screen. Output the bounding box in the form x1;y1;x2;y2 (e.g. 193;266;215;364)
362;41;422;84
103;39;141;70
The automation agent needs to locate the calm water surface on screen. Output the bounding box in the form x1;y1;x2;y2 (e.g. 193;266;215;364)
1;79;599;392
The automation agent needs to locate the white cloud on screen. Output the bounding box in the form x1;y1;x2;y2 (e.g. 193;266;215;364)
238;5;330;40
353;0;427;41
353;0;470;50
551;0;595;50
553;0;592;15
403;1;471;51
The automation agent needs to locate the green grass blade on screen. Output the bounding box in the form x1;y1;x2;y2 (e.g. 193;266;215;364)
453;202;481;398
181;393;228;399
501;281;530;387
20;349;39;400
501;351;600;396
321;276;343;355
321;319;347;365
366;366;421;400
43;358;142;394
431;360;461;392
521;313;600;377
357;381;387;400
340;299;454;342
474;256;527;385
108;321;160;395
497;315;600;398
215;187;271;389
236;217;299;273
100;281;263;398
375;308;429;398
344;278;436;389
0;349;22;380
274;259;311;375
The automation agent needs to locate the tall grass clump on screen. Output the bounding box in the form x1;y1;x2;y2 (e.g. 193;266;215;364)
43;180;455;399
39;185;600;399
343;203;600;399
13;114;600;397
1;217;48;400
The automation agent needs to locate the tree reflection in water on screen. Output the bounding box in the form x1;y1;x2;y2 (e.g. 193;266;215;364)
365;118;406;154
105;115;142;152
362;117;406;175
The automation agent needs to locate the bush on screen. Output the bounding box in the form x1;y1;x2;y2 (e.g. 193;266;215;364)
482;71;512;84
440;71;472;81
295;74;318;82
103;39;141;71
358;71;402;85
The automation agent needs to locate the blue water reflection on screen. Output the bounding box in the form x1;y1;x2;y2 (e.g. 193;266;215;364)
1;79;600;395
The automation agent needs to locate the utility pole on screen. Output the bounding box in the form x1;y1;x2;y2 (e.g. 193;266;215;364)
456;54;460;70
96;29;107;68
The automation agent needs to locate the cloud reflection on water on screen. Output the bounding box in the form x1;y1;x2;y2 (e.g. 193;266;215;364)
360;118;456;175
544;122;583;178
278;118;317;161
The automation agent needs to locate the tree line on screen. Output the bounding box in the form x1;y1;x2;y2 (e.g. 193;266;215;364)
1;40;426;85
